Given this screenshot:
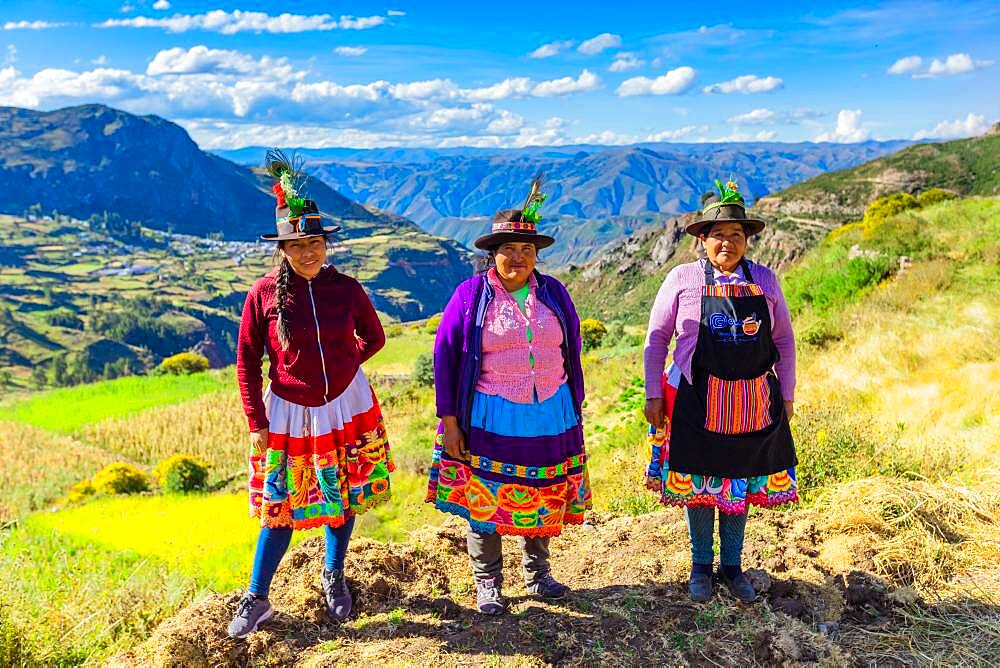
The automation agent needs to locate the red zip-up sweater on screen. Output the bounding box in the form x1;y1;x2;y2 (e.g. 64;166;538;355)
237;264;385;432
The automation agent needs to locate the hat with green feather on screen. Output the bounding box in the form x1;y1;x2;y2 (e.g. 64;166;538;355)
473;173;556;250
685;178;766;237
261;148;341;241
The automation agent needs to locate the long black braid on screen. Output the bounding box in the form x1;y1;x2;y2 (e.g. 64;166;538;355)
271;245;293;350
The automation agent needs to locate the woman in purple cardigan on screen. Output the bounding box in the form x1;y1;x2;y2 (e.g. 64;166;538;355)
426;177;591;615
643;180;797;604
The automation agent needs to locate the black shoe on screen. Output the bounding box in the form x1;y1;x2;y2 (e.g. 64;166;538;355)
322;568;353;621
718;567;757;603
688;572;713;602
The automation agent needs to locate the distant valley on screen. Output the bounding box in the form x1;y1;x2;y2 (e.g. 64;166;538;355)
220;140;913;266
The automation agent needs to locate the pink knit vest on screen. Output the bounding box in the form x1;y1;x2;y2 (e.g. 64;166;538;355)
476;269;566;404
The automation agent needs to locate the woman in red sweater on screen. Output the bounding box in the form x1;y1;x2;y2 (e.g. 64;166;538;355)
228;154;393;638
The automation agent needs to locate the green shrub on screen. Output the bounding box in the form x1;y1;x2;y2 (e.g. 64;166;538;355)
155;455;210;493
43;308;84;330
603;321;626;347
916;188;957;208
158;351;209;375
580;318;607;351
91;463;150;495
412;352;435;387
424;314;443;334
624;333;645;347
385;323;404;338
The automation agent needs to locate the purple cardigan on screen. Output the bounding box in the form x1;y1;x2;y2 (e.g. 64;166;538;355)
434;271;585;434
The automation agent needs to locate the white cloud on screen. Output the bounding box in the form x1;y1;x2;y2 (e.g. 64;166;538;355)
609;53;644;72
531;69;600;96
387;10;406;17
2;45;15;66
577;33;622;55
334;46;368;57
645;125;705;141
97;10;386;33
887;55;921;75
0;66;143;108
916;52;993;78
727;108;777;124
529;40;574;59
703;74;783;94
3;20;67;30
146;46;292;77
120;2;136;13
815;109;870;142
616;66;696;96
153;0;171;9
913;113;993;140
709;129;779;142
92;55;109;66
462;77;532;101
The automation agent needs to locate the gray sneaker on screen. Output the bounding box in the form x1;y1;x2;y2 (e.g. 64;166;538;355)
526;573;569;600
322;569;353;621
475;576;506;615
227;592;273;639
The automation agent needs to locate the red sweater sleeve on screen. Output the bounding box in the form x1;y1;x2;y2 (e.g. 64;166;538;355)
236;283;270;432
352;280;385;364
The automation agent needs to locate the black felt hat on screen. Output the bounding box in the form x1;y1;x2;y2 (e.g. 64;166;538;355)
685;179;766;237
473;175;556;250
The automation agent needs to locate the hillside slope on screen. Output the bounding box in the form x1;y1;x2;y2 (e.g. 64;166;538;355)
563;131;1000;322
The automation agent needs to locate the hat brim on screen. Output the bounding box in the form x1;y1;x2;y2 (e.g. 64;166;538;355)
685;217;766;238
260;225;341;241
473;231;556;251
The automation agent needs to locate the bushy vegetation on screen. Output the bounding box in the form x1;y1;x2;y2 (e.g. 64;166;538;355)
157;351;210;375
580;318;608;350
91;463;150;495
412;352;435;387
155;455;210;493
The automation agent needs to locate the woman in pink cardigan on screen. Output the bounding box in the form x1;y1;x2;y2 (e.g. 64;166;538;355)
643;180;797;604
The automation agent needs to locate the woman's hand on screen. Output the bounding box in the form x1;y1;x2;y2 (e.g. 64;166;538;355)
784;401;794;422
250;428;269;455
644;398;665;429
441;417;469;461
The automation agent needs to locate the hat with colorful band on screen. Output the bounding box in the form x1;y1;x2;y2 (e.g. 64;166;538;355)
473;174;556;250
260;148;340;241
685;178;766;237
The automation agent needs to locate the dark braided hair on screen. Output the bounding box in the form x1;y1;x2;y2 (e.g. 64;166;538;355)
270;235;331;350
271;245;293;350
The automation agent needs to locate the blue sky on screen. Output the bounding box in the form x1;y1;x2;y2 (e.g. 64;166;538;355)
1;0;998;149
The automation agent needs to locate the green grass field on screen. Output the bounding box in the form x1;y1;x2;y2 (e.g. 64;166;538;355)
2;368;235;433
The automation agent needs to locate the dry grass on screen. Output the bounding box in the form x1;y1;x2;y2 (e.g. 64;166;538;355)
0;422;118;523
817;475;1000;596
79;391;248;480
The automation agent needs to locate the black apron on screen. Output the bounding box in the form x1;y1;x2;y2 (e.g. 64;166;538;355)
667;259;797;479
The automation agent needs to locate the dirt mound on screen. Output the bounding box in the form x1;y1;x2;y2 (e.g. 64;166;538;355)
111;479;1000;666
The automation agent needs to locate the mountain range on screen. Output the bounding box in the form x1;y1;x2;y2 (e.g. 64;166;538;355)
219;141;913;265
0;104;472;320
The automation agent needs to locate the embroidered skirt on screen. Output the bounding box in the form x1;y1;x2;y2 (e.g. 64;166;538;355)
646;364;797;514
426;383;592;537
249;368;393;530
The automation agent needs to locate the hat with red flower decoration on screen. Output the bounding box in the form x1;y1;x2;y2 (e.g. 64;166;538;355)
260;148;340;241
473;173;556;250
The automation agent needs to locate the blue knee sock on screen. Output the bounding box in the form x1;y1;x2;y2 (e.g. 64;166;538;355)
685;506;716;568
249;526;293;598
719;511;748;571
324;515;356;573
